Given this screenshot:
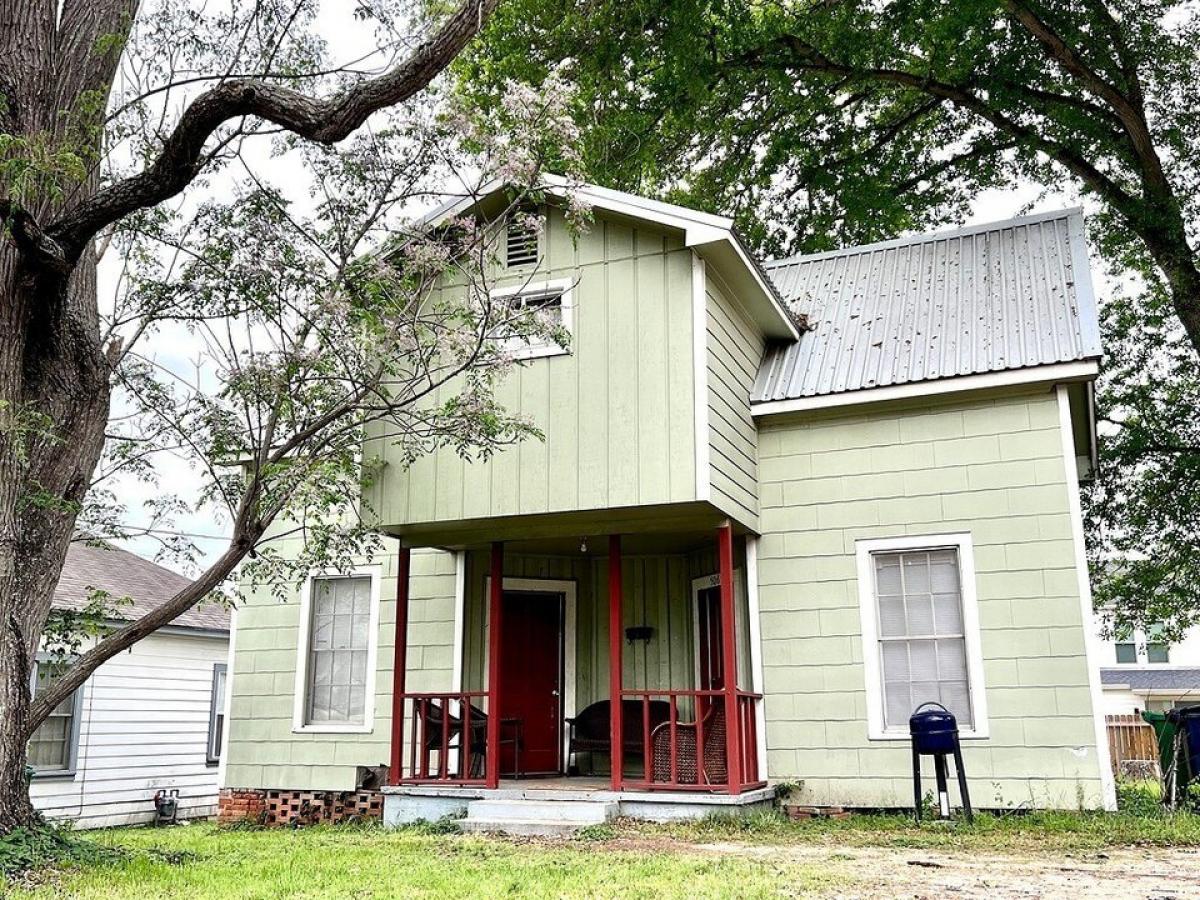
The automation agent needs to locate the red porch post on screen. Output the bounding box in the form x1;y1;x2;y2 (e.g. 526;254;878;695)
718;523;742;794
608;534;623;791
388;546;412;785
486;542;504;789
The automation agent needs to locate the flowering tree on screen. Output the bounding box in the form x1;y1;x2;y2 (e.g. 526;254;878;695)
0;0;584;830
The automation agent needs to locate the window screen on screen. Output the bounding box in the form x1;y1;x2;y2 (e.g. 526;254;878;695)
306;575;372;725
28;663;79;773
873;548;973;730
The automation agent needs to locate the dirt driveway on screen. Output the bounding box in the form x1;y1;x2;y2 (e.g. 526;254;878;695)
670;840;1200;898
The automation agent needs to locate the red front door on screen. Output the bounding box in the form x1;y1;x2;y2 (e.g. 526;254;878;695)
498;590;563;776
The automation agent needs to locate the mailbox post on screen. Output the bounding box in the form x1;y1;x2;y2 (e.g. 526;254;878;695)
909;702;973;824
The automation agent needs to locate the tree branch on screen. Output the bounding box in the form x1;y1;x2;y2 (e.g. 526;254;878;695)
46;0;499;260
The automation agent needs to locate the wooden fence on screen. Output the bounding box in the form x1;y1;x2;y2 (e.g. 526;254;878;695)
1106;714;1160;778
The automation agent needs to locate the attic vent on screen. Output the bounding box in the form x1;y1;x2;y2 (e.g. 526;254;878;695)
505;212;540;268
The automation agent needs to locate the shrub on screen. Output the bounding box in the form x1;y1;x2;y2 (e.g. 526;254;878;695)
1115;779;1164;816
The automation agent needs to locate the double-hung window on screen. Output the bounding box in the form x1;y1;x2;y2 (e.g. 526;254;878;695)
856;534;987;740
28;659;83;777
294;570;380;732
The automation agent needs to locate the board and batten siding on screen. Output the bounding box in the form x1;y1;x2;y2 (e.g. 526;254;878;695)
460;550;705;710
223;547;457;791
367;208;699;530
31;630;228;829
756;389;1110;809
704;271;764;529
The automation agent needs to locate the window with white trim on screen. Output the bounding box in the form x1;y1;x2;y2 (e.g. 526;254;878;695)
490;279;574;360
304;575;373;725
856;534;987;739
207;663;227;765
28;660;83;776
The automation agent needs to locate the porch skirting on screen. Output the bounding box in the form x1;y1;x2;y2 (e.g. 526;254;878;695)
381;782;776;825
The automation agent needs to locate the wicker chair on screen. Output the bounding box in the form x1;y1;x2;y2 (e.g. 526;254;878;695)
649;703;727;786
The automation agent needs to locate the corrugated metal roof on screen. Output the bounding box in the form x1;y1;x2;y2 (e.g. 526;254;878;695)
1100;668;1200;692
53;542;229;633
752;209;1102;403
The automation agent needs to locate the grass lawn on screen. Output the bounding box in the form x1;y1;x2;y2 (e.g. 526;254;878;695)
6;809;1200;898
637;805;1200;852
3;822;840;899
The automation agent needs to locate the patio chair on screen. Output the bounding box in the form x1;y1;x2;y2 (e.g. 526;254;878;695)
566;699;671;775
649;703;727;786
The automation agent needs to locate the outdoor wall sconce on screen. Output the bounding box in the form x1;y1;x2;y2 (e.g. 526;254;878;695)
625;625;654;644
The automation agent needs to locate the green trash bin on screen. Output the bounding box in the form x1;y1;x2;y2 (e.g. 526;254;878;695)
1142;710;1192;794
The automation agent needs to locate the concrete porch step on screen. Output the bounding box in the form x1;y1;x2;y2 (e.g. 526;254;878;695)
461;797;617;836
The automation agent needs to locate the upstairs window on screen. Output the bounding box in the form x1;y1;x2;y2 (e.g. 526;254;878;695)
1115;624;1171;664
490;278;574;360
504;210;541;268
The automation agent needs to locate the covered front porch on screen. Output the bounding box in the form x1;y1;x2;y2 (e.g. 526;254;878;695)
385;516;768;817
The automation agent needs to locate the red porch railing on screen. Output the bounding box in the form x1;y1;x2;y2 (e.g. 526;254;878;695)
618;689;764;793
392;691;490;785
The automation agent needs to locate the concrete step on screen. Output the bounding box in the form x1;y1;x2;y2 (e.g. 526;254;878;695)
465;798;617;824
460;818;594;838
461;797;617;836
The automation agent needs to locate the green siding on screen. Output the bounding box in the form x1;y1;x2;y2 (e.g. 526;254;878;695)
705;271;763;529
367;207;699;530
461;551;703;708
223;547;456;792
756;390;1107;809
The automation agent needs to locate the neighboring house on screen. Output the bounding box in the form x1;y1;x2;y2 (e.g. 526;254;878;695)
222;179;1115;830
30;542;230;829
1097;622;1200;715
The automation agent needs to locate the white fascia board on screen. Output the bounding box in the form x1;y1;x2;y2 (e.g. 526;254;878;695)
417;175;800;342
751;359;1101;418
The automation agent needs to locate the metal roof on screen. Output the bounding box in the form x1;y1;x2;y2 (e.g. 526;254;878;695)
1100;668;1200;692
53;541;229;633
752;209;1102;404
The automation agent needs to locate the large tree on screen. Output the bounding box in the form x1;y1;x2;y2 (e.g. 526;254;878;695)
463;0;1200;350
463;0;1200;635
0;0;586;830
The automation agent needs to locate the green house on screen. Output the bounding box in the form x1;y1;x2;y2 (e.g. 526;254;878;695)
222;180;1114;828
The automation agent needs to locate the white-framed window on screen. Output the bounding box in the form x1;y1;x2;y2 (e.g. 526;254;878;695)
1114;623;1170;665
292;567;381;734
855;533;988;740
28;658;84;777
490;278;574;360
207;663;227;765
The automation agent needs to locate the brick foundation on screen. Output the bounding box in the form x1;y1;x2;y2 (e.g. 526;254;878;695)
218;789;383;826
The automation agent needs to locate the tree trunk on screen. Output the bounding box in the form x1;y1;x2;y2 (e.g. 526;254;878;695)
0;243;111;829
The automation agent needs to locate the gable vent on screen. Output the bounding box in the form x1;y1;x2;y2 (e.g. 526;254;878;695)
505;214;540;268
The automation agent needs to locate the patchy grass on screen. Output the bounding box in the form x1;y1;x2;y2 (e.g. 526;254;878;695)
3;822;841;899
9;808;1200;897
631;806;1200;851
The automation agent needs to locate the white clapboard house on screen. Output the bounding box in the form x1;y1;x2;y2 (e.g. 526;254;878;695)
29;542;230;828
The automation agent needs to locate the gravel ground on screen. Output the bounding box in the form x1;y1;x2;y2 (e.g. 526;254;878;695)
688;841;1200;899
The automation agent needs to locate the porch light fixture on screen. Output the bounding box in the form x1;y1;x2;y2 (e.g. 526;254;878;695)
580;537;588;554
625;625;654;644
